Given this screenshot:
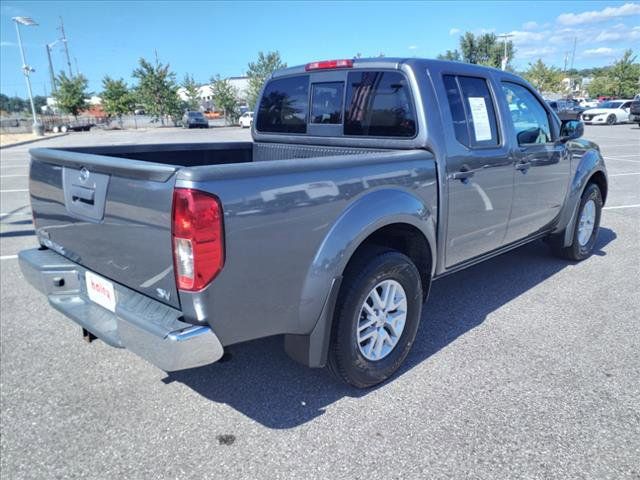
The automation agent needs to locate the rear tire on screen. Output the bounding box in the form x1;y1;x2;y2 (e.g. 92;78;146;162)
606;114;616;125
552;183;602;261
327;247;423;388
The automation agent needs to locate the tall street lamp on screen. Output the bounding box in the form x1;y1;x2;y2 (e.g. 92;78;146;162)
12;16;44;136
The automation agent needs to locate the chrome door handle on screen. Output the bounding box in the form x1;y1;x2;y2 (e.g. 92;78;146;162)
515;161;531;172
451;170;475;183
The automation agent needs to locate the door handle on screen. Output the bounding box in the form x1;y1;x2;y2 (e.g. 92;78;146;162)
515;161;531;173
451;169;475;182
70;185;95;205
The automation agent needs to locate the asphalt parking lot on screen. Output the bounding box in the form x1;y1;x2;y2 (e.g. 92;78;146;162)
1;124;639;479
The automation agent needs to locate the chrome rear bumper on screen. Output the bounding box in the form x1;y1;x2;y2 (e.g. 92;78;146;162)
19;248;223;371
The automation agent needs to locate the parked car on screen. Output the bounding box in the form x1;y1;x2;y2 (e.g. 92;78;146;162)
20;58;607;388
581;100;633;125
182;111;209;128
239;111;254;128
574;97;598;108
629;94;640;125
546;99;585;121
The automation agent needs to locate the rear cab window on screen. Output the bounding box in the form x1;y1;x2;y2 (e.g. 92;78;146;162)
256;76;309;134
256;68;417;138
443;74;500;148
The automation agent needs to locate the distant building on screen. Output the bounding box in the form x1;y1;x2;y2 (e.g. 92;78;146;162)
177;76;249;110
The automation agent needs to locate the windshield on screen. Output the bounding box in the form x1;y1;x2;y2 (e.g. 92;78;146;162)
598;101;622;109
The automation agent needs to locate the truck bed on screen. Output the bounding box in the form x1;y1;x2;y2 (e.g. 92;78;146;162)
27;141;413;315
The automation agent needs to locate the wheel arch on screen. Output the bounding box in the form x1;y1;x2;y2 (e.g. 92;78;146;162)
286;188;437;368
555;148;608;247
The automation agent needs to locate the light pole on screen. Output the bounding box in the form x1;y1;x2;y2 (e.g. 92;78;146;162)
497;33;514;71
12;16;43;136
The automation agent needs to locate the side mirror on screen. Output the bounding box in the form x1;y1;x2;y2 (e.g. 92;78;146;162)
560;120;584;143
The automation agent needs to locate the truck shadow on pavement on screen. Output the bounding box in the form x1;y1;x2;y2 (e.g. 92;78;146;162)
164;228;616;429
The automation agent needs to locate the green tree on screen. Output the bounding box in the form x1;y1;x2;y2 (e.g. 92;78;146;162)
101;76;135;126
0;95;27;113
210;75;239;124
608;49;640;98
437;49;461;61
586;76;613;97
524;59;564;93
182;74;201;110
33;95;47;113
132;57;180;125
53;72;90;118
246;51;286;109
445;32;515;69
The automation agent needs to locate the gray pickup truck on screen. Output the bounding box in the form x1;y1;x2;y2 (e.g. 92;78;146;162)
20;58;607;387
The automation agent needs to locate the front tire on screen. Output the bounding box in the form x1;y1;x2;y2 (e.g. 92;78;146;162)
327;248;423;388
552;183;603;261
606;114;616;125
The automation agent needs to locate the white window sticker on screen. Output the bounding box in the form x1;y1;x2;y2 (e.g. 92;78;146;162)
468;97;492;141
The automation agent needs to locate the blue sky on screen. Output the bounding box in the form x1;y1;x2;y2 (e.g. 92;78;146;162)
1;1;639;97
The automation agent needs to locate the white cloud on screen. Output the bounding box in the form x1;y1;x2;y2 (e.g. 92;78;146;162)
501;30;546;45
582;47;618;57
518;46;558;59
408;45;418;50
449;28;460;36
557;2;640;26
522;21;539;30
595;30;623;42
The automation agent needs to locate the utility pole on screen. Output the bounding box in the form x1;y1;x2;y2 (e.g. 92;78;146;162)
58;17;73;77
12;16;43;135
46;42;58;94
497;33;513;70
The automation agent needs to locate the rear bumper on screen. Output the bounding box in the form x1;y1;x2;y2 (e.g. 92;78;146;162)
19;248;224;371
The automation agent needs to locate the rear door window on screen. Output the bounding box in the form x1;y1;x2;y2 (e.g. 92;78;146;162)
344;71;416;137
256;75;309;134
310;82;344;124
443;74;500;147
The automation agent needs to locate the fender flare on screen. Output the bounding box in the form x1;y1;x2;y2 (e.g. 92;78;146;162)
286;188;437;367
554;148;607;246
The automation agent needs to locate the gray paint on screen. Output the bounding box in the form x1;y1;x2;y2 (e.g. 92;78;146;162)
23;58;607;370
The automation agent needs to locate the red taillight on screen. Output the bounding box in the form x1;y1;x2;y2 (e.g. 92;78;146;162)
305;59;354;71
172;188;224;291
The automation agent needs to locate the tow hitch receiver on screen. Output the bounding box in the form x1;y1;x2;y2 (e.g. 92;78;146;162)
82;328;97;343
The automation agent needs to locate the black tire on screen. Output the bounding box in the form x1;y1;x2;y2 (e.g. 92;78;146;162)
606;114;616;125
552;183;603;261
327;247;423;388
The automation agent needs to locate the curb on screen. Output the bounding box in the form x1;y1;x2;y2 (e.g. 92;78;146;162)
0;133;69;150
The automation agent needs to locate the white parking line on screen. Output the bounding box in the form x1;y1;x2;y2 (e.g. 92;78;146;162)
0;212;31;218
0;174;28;178
0;165;28;168
604;156;640;163
0;189;28;193
609;172;640;177
0;255;18;261
603;204;640;210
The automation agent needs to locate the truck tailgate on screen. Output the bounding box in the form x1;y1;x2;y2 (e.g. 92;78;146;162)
29;148;181;309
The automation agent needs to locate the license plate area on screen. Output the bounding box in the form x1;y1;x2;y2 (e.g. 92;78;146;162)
85;271;116;312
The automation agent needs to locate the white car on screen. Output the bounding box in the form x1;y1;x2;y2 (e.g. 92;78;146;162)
575;97;599;108
581;100;633;125
239;111;254;128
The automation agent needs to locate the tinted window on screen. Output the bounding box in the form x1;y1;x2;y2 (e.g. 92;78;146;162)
502;82;552;145
310;82;344;124
443;75;499;147
256;76;309;134
344;71;416;137
443;75;470;146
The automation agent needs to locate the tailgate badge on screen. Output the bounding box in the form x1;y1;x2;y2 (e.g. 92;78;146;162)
156;288;171;301
79;167;90;182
